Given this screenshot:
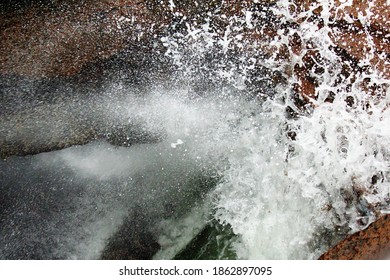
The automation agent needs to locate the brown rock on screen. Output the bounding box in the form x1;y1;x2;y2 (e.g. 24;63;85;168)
292;0;389;32
319;214;390;260
0;0;258;78
0;0;170;78
269;0;390;100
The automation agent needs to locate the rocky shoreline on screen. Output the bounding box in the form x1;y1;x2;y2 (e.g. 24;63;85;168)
1;0;389;260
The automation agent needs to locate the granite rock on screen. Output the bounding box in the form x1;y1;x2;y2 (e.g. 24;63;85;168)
319;214;390;260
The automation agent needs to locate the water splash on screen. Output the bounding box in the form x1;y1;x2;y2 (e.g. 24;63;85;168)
156;0;389;259
1;0;389;260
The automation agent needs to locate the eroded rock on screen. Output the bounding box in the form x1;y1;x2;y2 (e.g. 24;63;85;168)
319;214;390;260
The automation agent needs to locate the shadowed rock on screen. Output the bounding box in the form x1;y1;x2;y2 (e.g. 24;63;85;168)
0;101;164;159
100;208;160;260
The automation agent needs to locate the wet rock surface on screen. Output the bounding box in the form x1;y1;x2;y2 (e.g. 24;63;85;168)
100;209;161;260
0;99;164;159
1;0;388;87
0;0;170;78
319;214;390;260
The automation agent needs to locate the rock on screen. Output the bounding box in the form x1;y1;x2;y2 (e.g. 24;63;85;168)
0;0;283;79
319;214;390;260
294;0;389;33
290;0;390;98
0;0;173;158
0;101;163;159
0;0;277;158
100;208;160;260
0;0;170;78
0;102;96;158
1;1;388;96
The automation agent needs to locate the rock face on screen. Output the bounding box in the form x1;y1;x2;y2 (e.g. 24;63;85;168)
0;0;173;159
319;214;390;260
0;0;253;78
0;0;170;78
1;0;388;87
100;210;161;260
0;99;163;159
265;0;390;99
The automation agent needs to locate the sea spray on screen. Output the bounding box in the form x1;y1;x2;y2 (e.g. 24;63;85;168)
156;0;390;259
0;88;254;259
0;0;389;260
212;87;390;259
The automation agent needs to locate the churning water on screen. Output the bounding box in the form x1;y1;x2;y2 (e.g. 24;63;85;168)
0;0;389;259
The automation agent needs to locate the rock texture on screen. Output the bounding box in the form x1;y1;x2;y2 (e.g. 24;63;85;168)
319;214;390;259
0;99;163;159
0;0;170;78
1;0;388;87
290;0;390;98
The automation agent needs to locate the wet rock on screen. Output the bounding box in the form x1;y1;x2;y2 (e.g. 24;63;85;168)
0;0;281;79
104;122;164;148
293;0;389;33
319;214;390;260
100;209;160;260
0;93;164;159
292;0;389;97
0;0;276;158
0;0;171;78
0;103;96;159
250;0;389;101
1;0;388;97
